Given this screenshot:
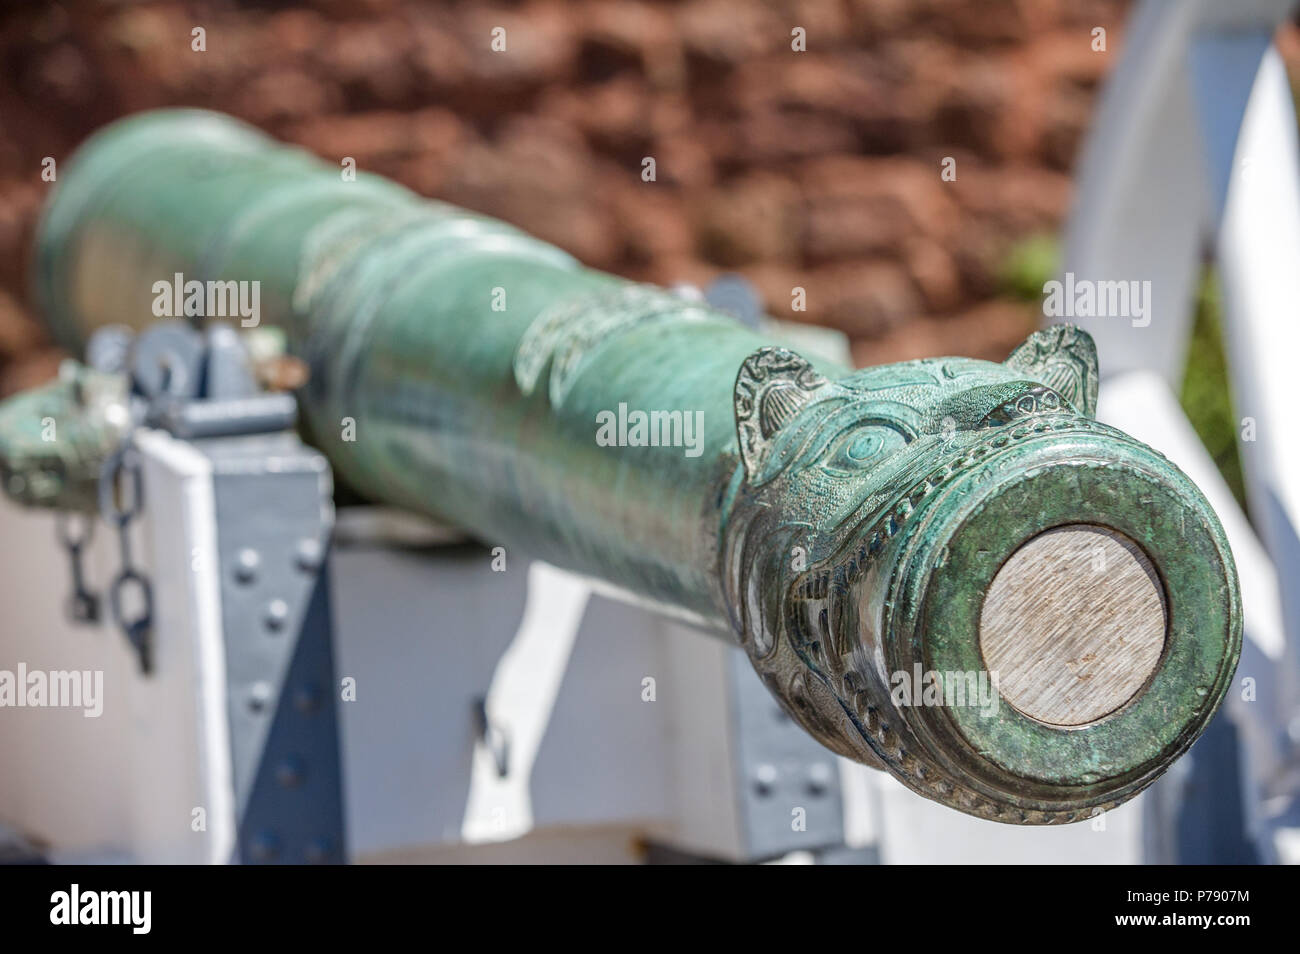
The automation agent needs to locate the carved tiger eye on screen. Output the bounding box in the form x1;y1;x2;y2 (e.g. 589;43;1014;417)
847;433;882;460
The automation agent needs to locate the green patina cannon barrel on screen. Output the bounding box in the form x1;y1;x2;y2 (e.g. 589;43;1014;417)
30;110;1241;823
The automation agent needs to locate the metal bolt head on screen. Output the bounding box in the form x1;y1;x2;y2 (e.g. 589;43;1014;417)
295;538;323;572
246;831;280;862
247;681;272;714
304;837;332;864
234;547;260;583
753;763;778;797
275;757;304;788
1287;712;1300;746
293;682;322;714
265;598;289;631
806;762;833;797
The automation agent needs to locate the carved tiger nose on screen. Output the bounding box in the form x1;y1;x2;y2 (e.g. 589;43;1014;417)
979;524;1167;726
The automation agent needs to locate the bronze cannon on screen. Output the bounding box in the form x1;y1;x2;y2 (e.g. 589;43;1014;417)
1;110;1241;824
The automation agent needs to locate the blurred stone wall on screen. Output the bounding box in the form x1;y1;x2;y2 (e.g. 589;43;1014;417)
0;0;1184;395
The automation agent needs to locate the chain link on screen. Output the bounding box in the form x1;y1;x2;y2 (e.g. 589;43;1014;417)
99;443;153;673
55;510;100;624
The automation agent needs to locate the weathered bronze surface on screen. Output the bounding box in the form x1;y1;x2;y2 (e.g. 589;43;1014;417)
0;362;130;511
15;110;1241;823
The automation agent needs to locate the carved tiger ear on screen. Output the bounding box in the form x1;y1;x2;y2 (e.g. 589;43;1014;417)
1004;324;1099;417
734;347;829;481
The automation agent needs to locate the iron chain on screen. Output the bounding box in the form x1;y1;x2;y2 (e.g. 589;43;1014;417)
55;510;100;624
99;443;153;673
